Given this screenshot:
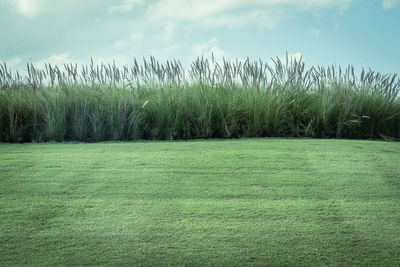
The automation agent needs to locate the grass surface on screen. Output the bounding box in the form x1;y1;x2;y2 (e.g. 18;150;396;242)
1;139;400;265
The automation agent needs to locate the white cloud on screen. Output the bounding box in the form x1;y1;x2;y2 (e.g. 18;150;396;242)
382;0;400;9
90;55;131;66
36;53;133;69
5;0;47;17
200;9;284;29
5;57;21;68
284;52;303;63
113;40;129;49
35;53;80;68
112;32;143;51
192;38;228;63
107;0;144;13
2;0;106;17
146;0;353;29
149;44;184;62
269;52;303;66
160;22;176;43
148;22;176;44
309;28;321;37
130;32;143;43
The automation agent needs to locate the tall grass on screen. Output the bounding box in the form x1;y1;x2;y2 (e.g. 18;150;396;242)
0;56;399;142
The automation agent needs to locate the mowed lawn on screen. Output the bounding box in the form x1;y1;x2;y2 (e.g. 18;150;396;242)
1;139;399;266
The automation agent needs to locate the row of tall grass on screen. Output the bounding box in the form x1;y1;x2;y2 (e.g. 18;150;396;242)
1;56;399;142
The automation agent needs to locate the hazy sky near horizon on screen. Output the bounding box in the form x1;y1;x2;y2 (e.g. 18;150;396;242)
1;0;399;74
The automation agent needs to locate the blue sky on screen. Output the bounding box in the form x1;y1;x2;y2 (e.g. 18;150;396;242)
1;0;399;74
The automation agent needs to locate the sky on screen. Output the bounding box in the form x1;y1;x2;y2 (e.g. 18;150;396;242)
1;0;400;74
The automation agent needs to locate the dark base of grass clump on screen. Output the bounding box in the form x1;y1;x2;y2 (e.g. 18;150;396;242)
1;56;399;142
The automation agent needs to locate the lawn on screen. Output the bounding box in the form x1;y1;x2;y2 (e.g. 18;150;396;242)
1;138;399;265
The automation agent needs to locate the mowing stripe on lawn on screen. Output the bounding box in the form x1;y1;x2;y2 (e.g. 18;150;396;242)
0;139;399;265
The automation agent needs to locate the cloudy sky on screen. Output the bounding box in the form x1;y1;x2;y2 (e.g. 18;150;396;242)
1;0;399;74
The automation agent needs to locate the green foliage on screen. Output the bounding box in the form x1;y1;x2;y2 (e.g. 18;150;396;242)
0;57;399;142
0;89;40;142
39;87;68;141
67;87;90;141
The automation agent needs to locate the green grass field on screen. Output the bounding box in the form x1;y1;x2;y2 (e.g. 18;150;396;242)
1;139;400;265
